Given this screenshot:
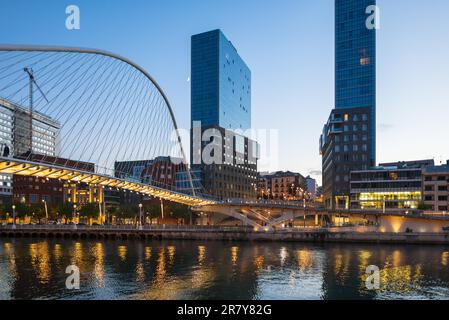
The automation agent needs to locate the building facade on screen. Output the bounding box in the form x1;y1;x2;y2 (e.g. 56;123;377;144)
320;0;376;209
0;98;60;205
191;29;257;200
194;126;258;200
12;154;96;209
257;171;307;200
422;161;449;212
191;29;251;131
114;157;186;190
350;160;433;211
321;107;373;208
306;176;318;199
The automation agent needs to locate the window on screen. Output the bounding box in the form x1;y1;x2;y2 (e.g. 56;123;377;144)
29;194;39;204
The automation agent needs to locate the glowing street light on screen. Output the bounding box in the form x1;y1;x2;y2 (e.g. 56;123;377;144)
42;199;48;222
138;203;143;230
12;205;16;229
73;204;77;229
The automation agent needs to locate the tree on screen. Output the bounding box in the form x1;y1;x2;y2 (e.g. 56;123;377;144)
58;202;75;220
166;203;189;219
29;204;46;223
79;203;100;219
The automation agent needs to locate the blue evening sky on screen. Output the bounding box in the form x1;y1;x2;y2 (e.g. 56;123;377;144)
1;0;449;183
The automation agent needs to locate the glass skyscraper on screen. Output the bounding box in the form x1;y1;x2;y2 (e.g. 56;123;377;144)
191;29;257;200
191;29;251;131
335;0;376;164
320;0;377;209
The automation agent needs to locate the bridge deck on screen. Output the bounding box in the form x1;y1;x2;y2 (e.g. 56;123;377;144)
0;158;216;206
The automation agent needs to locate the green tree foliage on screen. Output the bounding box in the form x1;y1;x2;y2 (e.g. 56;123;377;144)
79;203;100;218
58;202;75;219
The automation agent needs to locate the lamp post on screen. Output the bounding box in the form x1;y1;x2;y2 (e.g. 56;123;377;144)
160;198;164;220
12;205;16;229
383;195;386;214
138;203;143;230
42;199;48;223
73;204;77;229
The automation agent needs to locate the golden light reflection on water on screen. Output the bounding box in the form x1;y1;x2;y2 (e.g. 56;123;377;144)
29;242;51;284
358;250;372;274
231;246;239;266
334;252;350;284
296;250;313;271
117;246;127;262
72;242;83;267
254;255;264;270
154;248;166;284
198;246;206;265
377;265;424;293
442;252;449;266
93;242;105;287
135;262;145;282
167;246;176;265
145;247;152;261
53;244;62;263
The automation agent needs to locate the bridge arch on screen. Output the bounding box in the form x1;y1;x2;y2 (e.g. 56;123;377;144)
0;45;195;195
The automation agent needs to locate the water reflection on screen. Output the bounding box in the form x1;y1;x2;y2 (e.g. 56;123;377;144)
0;239;448;300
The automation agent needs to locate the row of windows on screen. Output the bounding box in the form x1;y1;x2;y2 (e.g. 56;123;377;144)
335;144;368;153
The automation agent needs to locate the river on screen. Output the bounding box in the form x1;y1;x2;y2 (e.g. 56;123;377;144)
1;238;448;300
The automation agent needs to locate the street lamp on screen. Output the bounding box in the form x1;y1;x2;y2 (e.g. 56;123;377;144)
12;205;16;229
42;199;48;223
73;204;77;229
138;203;143;230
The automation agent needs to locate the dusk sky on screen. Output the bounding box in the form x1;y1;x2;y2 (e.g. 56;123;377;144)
1;0;449;184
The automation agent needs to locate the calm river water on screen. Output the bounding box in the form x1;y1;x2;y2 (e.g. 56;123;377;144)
1;238;449;300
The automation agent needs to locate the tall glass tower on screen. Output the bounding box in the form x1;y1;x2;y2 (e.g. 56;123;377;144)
191;29;251;131
320;0;377;209
335;0;376;164
191;29;257;200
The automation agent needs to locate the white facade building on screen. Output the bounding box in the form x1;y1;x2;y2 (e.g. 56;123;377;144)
0;98;60;204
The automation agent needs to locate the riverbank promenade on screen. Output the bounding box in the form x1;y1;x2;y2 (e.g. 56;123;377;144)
2;224;449;245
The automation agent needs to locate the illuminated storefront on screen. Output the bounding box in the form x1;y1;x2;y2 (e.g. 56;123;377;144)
350;160;433;211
